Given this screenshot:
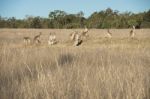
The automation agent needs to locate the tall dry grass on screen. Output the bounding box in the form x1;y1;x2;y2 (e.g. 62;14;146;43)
0;29;150;99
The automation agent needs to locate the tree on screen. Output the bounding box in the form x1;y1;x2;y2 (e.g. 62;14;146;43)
30;17;42;28
0;8;150;28
142;10;150;28
49;10;66;20
7;17;17;28
48;10;67;28
0;16;6;28
76;11;84;17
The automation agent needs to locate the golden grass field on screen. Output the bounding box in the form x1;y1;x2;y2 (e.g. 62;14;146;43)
0;29;150;99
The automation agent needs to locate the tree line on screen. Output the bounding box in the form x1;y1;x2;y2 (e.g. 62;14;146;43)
0;8;150;29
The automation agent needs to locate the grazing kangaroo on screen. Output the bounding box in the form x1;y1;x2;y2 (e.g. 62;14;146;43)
23;37;31;45
33;32;42;44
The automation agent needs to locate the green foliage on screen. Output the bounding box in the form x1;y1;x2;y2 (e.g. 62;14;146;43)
30;17;42;28
0;9;150;28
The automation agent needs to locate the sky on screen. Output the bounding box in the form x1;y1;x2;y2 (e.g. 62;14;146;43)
0;0;150;19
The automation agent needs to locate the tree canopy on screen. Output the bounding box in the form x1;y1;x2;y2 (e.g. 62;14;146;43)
0;8;150;28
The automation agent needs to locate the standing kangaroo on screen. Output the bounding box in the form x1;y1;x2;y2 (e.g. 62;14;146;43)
23;37;31;45
130;25;135;38
33;32;42;44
